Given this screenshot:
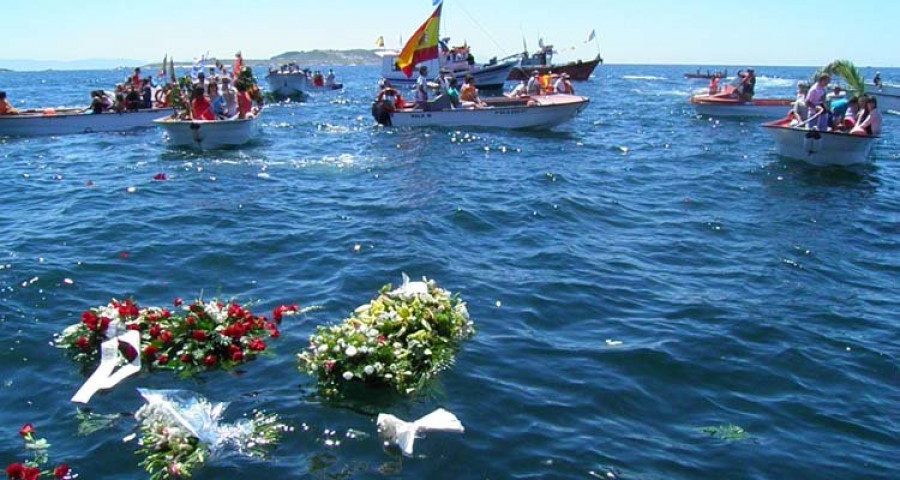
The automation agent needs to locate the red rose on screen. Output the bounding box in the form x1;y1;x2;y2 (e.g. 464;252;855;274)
248;338;266;351
23;466;40;480
377;335;387;344
81;311;99;330
157;354;169;365
126;323;141;331
53;464;70;479
118;300;139;318
204;355;218;367
143;345;158;357
99;317;111;332
159;330;173;344
228;303;244;318
231;350;244;362
269;328;280;339
173;297;183;307
180;354;192;364
145;312;158;323
273;304;299;323
185;316;196;326
76;336;91;352
161;309;172;319
191;330;207;342
153;173;167;181
6;463;25;478
324;360;336;372
148;324;162;339
19;423;35;437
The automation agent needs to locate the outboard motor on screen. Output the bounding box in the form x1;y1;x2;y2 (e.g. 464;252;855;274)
372;101;393;126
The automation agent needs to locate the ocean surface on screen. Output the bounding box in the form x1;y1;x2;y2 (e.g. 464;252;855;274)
1;65;898;479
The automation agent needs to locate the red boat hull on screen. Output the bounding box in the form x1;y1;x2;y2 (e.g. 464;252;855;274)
508;56;602;82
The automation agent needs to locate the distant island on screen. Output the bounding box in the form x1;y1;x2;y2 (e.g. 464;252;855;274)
0;68;12;72
142;49;381;70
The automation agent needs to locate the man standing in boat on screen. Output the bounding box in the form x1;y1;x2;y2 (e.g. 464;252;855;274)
415;66;428;109
737;68;756;101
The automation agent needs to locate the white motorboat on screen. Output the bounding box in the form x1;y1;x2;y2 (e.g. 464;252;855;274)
372;94;589;130
378;50;516;91
762;118;878;166
865;82;900;112
265;71;309;97
0;107;168;137
265;71;343;97
154;115;257;150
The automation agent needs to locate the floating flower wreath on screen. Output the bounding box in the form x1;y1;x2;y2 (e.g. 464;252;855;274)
299;276;474;396
5;424;73;480
56;298;300;377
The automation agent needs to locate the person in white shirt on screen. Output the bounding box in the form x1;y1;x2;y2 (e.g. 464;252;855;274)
415;66;428;109
506;80;527;98
789;82;810;125
554;73;575;94
326;69;336;87
526;72;541;95
852;96;883;136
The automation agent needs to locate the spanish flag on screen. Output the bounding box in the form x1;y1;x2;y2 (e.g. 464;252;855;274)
397;4;442;78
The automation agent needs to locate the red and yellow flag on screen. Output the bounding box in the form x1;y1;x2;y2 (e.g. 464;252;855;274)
397;4;442;78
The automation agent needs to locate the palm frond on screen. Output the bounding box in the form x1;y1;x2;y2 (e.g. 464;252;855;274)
819;59;866;96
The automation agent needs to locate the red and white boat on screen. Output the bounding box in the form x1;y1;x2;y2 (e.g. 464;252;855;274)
691;87;792;118
762;117;878;166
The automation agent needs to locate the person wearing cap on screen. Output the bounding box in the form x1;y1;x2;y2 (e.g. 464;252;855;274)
735;68;756;101
554;73;575;95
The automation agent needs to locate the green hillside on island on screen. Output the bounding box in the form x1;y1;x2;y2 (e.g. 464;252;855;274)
143;49;381;70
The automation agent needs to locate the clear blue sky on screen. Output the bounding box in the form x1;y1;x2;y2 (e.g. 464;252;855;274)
2;0;898;67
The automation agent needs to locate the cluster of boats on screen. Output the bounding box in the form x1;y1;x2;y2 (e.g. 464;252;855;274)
689;65;891;167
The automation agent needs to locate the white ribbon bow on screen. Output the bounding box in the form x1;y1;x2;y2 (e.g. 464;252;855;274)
391;273;429;298
376;408;464;456
71;327;142;404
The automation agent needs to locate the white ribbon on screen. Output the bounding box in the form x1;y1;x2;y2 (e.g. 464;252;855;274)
376;408;464;456
71;328;142;404
391;273;429;298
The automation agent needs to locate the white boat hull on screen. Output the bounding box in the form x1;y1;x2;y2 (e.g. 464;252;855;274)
379;95;589;130
0;108;168;137
154;116;256;150
265;73;308;96
693;103;791;118
763;123;877;166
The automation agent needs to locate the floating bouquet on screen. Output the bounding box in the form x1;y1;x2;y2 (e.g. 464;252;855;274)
56;298;299;377
134;389;288;480
299;276;474;396
5;424;73;480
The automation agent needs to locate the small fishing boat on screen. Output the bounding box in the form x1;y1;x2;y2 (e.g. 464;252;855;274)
762;117;878;166
691;87;792;118
372;94;589;130
154;115;257;150
265;69;343;97
507;45;602;81
378;3;516;90
0;107;168;137
684;69;727;80
865;82;900;112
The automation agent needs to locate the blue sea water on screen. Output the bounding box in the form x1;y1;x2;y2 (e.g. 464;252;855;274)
0;65;898;479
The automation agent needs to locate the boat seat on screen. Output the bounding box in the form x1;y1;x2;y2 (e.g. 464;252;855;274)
426;95;455;112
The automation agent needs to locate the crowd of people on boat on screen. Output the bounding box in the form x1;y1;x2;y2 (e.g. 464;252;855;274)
506;71;575;97
789;73;882;136
270;63;338;88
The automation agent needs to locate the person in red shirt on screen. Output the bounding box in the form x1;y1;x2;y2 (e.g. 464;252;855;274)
236;84;255;119
131;67;142;89
190;85;215;121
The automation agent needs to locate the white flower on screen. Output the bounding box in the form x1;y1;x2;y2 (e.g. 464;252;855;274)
424;349;432;356
317;344;329;354
345;346;358;357
342;371;354;381
364;365;375;375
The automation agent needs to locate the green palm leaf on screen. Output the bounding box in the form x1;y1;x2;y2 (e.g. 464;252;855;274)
815;59;866;96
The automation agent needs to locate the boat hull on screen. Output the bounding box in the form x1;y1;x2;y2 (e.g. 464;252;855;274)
508;56;602;81
265;73;308;96
154;117;255;150
762;120;877;166
691;95;792;118
375;94;589;130
0;108;168;137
